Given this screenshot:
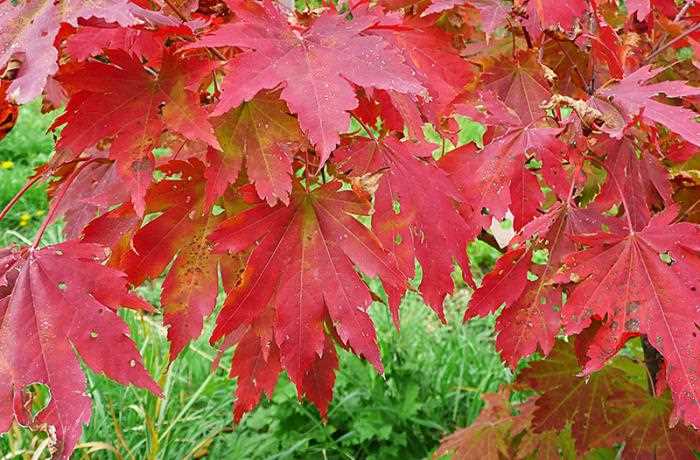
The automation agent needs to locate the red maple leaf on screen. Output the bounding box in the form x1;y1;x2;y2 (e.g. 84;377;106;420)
422;0;510;40
436;388;565;460
0;0;174;103
518;0;587;41
0;242;159;460
593;65;700;147
466;194;619;366
49;158;129;240
337;135;475;315
208;180;406;417
593;136;673;231
518;341;700;458
54;50;219;215
442;92;560;230
120;159;246;359
559;209;700;428
208;91;307;208
361;11;474;123
192;0;424;164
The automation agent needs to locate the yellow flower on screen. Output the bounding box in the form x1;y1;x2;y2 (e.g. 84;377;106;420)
1;160;14;170
19;212;31;227
34;210;45;217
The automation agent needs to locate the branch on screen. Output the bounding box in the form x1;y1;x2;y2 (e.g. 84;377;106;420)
674;0;695;22
641;336;663;395
645;22;700;64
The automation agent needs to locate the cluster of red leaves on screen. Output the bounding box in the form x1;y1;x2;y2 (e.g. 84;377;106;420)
437;341;700;459
1;0;700;457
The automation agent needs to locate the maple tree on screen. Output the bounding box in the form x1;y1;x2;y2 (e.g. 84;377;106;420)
0;0;700;457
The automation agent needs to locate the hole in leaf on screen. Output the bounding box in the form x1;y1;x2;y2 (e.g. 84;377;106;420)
57;282;67;291
23;383;51;418
392;199;401;214
659;251;675;265
532;249;549;265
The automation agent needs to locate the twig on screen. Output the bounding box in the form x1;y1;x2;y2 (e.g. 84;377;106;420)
675;0;695;22
350;112;379;143
645;22;700;63
673;196;700;223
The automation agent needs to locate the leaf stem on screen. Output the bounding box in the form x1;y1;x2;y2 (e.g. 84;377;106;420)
31;159;100;249
350;112;379;143
585;154;635;232
0;173;43;223
565;162;584;205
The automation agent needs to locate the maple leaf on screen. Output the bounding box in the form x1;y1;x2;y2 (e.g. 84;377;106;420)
0;0;173;103
599;388;700;459
626;0;651;20
353;88;424;139
65;24;185;64
54;50;219;215
593;65;700;147
517;0;587;41
518;341;700;458
0;242;159;460
226;307;282;421
120;159;245;359
594;137;672;231
49;158;129;239
192;0;424;164
466;247;561;367
589;21;626;80
517;341;632;449
558;209;700;428
208;180;405;416
361;12;474;123
435;388;565;460
466;198;616;366
422;0;510;40
509;166;543;231
208;91;306;208
442;92;560;230
480;52;553;125
435;389;530;460
337;136;475;315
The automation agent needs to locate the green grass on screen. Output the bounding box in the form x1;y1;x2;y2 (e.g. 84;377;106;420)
0;99;59;246
1;289;508;460
0;103;508;460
